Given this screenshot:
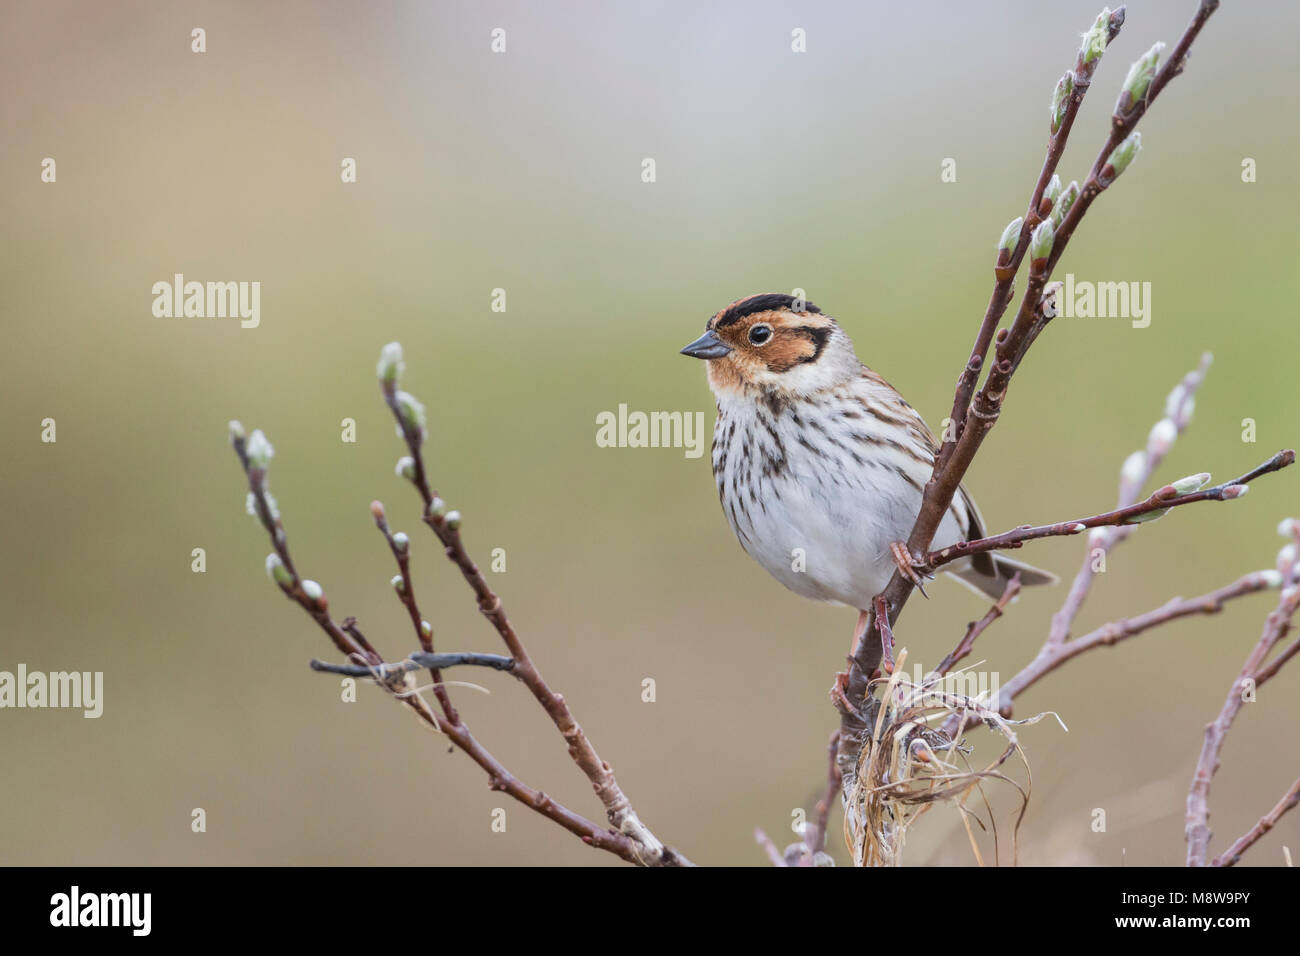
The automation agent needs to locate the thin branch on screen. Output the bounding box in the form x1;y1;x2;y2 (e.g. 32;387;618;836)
835;4;1222;780
231;426;663;865
1045;354;1210;648
926;451;1294;571
1211;774;1300;868
309;652;517;678
1187;567;1300;866
933;575;1021;678
380;349;683;866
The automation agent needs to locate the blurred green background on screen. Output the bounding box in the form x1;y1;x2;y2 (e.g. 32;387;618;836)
2;0;1297;866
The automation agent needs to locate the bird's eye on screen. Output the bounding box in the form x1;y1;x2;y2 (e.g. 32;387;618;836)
748;324;773;346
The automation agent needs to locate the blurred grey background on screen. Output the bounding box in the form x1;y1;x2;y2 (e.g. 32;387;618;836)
1;0;1297;865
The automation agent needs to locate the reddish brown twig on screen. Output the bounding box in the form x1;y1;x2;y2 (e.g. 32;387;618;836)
837;3;1224;810
932;575;1021;678
926;451;1294;571
231;346;689;867
1046;355;1210;648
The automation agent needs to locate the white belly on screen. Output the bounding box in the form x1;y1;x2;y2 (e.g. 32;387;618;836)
712;396;964;610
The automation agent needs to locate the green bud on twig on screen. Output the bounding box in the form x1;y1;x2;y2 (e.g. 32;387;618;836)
1079;8;1117;71
1043;174;1062;209
1050;72;1074;135
420;620;433;641
998;217;1023;259
392;531;409;553
396;456;416;481
265;553;293;587
1125;507;1169;525
1169;473;1211;495
394;391;427;440
391;574;405;593
1116;42;1164;117
1098;131;1141;187
1029;219;1055;266
427;497;447;519
1051;180;1080;229
444;510;462;531
228;420;246;444
377;342;404;387
245;430;274;470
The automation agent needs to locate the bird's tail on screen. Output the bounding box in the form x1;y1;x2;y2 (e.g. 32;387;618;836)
947;553;1057;602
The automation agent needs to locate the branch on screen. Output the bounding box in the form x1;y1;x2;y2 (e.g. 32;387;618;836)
1211;774;1300;868
309;652;517;678
379;345;681;865
926;451;1294;571
836;1;1223;791
1187;533;1300;866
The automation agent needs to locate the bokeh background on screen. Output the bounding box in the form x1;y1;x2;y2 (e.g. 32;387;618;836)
2;0;1297;866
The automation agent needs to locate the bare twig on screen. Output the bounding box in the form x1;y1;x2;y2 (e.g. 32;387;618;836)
926;451;1294;571
933;575;1021;678
1211;774;1300;868
1187;547;1300;866
836;1;1224;802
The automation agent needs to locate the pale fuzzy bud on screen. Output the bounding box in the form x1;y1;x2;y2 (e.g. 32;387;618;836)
998;217;1023;256
811;852;835;867
1163;384;1188;421
1070;523;1088;533
228;420;246;444
1079;8;1115;69
247;491;278;521
1120;450;1147;487
392;531;409;552
377;341;404;386
370;500;386;523
246;430;274;470
1050;181;1079;229
1169;473;1211;495
420;620;433;641
301;579;326;609
1277;518;1298;538
444;510;462;531
1088;527;1111;548
1098;131;1141;187
1050;73;1074;135
1221;485;1249;500
1260;569;1284;589
1283;584;1299;606
391;574;405;593
394;391;427;439
395;456;416;480
427;497;447;519
1029;218;1055;264
1126;507;1170;525
265;553;293;587
1116;42;1164;117
1043;174;1063;209
1277;544;1297;571
1146;419;1177;456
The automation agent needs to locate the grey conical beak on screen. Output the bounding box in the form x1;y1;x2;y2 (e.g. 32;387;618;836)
679;329;732;360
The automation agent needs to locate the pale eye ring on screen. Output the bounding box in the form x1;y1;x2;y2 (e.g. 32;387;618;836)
748;324;773;346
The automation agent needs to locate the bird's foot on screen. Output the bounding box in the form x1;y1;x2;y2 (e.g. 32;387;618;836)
889;540;931;598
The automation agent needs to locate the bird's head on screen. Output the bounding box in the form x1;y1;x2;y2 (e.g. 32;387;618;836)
680;294;860;398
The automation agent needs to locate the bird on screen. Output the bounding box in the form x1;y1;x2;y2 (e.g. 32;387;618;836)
680;293;1055;663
